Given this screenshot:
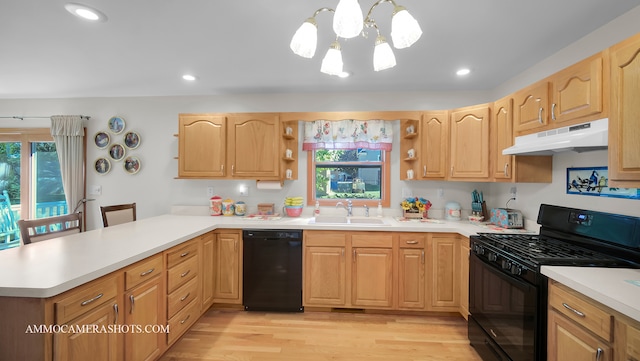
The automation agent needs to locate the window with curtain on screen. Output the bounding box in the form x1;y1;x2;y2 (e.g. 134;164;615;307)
303;120;393;207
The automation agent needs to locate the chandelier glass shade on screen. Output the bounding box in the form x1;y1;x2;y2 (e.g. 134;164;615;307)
290;0;422;75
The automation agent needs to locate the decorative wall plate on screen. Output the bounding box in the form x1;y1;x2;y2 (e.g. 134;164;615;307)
108;116;126;134
94;157;111;175
94;131;110;149
108;143;126;161
123;131;140;149
123;156;141;174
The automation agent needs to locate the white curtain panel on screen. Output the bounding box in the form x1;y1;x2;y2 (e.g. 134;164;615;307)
50;115;85;214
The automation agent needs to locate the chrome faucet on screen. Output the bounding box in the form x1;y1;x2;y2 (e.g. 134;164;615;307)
336;199;353;216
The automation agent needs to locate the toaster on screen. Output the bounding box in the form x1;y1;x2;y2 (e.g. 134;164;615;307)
490;208;524;229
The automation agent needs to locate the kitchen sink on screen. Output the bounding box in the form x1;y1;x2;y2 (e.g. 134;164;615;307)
309;216;388;225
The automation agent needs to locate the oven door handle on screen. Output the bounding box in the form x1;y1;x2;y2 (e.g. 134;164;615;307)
470;253;535;292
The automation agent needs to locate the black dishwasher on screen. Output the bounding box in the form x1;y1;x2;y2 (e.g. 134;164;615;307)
242;229;303;312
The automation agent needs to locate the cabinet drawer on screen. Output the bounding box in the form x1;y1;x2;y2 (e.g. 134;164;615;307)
549;282;613;341
304;232;346;247
125;254;163;290
166;239;199;268
167;297;199;345
55;275;119;325
167;276;199;319
398;234;425;248
167;255;198;293
352;233;392;248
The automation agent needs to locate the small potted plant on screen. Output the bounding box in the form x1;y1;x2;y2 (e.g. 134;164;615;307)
401;197;432;219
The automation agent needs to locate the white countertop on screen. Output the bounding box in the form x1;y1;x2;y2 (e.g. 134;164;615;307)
542;266;640;323
0;213;531;298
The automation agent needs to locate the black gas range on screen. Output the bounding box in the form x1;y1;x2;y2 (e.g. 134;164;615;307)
468;204;640;361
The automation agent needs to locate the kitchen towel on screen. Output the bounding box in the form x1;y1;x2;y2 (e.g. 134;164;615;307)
256;180;283;190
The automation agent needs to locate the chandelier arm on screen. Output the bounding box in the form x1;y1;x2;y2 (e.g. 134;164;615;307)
364;0;397;24
312;7;335;18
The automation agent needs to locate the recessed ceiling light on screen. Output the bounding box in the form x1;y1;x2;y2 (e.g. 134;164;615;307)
456;68;471;76
338;71;351;78
65;3;107;22
182;74;197;81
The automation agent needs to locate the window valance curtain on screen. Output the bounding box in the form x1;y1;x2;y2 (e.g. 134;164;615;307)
51;115;85;216
302;119;393;150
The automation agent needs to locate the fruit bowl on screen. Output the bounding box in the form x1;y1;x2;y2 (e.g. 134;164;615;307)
284;205;303;217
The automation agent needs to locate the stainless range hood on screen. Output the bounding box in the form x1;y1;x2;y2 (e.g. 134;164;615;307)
502;118;608;156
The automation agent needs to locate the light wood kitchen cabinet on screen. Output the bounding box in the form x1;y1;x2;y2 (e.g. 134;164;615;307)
419;111;449;179
614;317;640;361
123;254;164;361
165;238;200;347
491;96;553;183
53;274;123;361
213;230;242;304
351;233;393;308
397;233;426;310
549;52;606;126
514;81;550;134
548;281;614;361
427;233;460;311
303;232;347;307
227;113;280;179
609;32;640;188
124;276;163;361
178;114;226;178
54;298;122;361
200;232;216;313
459;236;470;320
449;104;490;180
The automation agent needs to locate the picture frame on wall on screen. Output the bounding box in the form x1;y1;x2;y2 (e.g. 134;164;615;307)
108;116;126;134
123;131;140;149
108;143;126;161
94;131;110;149
567;166;640;199
123;156;141;174
95;157;111;175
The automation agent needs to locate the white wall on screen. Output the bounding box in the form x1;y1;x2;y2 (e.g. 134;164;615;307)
1;6;640;230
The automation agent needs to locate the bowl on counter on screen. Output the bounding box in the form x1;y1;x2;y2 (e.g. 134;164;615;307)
284;205;303;217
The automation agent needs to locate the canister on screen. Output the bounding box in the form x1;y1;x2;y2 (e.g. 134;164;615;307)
222;199;235;216
234;201;246;216
210;196;222;216
445;201;462;221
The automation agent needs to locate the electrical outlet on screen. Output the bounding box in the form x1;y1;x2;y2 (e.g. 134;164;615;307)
510;186;517;199
437;188;444;198
206;187;214;197
402;188;413;198
90;185;102;196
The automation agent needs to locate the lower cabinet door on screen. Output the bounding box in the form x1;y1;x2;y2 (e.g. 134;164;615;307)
398;248;425;310
303;246;346;306
125;277;164;361
351;247;393;308
54;300;121;361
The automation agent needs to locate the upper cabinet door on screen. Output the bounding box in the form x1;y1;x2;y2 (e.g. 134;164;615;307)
178;114;226;178
514;81;549;134
228;113;280;179
550;53;605;125
609;33;640;187
491;97;513;181
450;104;490;180
420;111;448;179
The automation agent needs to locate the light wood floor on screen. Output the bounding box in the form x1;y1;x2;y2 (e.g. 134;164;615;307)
160;309;483;361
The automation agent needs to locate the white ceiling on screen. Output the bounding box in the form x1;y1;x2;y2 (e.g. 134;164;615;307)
1;0;640;99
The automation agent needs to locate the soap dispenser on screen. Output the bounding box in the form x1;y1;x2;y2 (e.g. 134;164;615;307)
314;200;320;216
376;201;383;217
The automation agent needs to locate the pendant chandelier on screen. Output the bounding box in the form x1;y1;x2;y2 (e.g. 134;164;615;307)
290;0;422;75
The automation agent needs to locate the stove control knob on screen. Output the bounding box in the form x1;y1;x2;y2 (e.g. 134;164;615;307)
511;264;522;275
487;252;497;262
501;260;511;270
474;245;485;255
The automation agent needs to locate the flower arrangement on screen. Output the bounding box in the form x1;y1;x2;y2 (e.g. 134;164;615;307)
401;197;432;219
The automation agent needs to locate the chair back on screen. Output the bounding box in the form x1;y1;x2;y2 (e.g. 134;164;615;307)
101;203;136;227
0;190;20;244
18;212;83;245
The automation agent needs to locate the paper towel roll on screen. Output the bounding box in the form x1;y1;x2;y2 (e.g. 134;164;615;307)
256;180;283;190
